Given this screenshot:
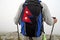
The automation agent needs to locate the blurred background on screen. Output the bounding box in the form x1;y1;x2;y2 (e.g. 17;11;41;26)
0;0;60;35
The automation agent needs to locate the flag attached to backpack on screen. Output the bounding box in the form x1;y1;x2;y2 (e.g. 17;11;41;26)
19;0;44;37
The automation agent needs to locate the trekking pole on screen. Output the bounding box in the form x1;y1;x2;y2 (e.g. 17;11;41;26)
49;24;54;40
17;24;20;40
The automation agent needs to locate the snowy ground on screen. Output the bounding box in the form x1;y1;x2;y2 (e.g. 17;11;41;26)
0;32;60;40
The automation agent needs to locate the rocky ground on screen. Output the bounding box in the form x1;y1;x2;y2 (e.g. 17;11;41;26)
0;32;60;40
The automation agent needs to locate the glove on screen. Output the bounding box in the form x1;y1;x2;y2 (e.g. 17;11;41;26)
52;17;57;24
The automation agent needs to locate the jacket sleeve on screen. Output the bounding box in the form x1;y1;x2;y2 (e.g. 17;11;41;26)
41;2;54;26
14;4;23;25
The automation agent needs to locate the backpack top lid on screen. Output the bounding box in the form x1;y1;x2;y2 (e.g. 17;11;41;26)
26;0;41;3
26;0;41;1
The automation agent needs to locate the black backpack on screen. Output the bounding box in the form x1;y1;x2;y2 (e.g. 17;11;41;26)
19;0;44;37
